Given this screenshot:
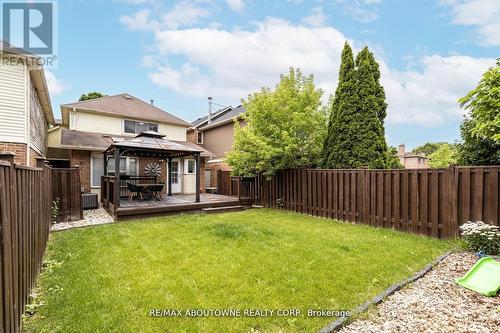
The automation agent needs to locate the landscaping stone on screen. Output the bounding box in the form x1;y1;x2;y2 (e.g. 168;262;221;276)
339;252;500;333
51;208;114;231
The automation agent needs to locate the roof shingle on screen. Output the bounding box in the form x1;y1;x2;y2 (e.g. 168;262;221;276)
62;93;190;127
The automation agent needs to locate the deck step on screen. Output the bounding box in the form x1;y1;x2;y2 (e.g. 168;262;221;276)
202;205;245;213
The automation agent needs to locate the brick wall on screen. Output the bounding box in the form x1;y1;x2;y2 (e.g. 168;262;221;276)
139;157;167;194
70;150;91;192
0;142;27;165
29;148;43;167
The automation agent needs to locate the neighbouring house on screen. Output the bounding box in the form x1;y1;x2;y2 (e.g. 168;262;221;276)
47;93;213;198
397;144;430;169
187;104;246;190
0;41;54;166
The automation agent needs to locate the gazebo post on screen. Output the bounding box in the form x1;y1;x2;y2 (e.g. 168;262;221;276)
195;152;200;203
103;151;107;176
167;157;172;196
114;147;121;209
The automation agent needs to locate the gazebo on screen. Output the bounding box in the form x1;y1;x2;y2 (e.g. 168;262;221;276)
101;131;204;214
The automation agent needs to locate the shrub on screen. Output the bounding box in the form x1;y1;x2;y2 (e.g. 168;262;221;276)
51;197;60;223
459;221;500;255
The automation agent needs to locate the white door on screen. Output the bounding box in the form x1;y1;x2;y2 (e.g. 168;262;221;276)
169;159;182;193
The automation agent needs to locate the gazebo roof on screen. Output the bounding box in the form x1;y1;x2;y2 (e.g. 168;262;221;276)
104;131;204;158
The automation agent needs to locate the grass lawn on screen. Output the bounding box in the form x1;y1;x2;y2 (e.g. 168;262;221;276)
24;209;457;333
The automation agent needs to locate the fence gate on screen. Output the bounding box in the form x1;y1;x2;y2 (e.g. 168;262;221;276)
51;167;83;222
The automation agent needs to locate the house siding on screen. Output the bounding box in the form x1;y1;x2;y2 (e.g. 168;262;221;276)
70;111;187;141
202;119;245;159
0;56;26;144
28;79;48;156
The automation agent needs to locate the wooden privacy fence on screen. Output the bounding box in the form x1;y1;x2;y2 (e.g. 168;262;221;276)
0;160;52;332
51;167;83;222
251;166;499;239
217;171;257;203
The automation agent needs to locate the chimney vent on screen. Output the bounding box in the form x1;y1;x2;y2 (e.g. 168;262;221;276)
150;99;154;106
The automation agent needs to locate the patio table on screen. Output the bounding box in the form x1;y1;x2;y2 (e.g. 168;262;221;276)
135;183;164;201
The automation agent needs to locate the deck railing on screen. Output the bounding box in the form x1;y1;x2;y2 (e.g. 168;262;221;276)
101;176;116;213
119;175;157;197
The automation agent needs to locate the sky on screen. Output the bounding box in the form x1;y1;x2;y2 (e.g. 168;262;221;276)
44;0;499;149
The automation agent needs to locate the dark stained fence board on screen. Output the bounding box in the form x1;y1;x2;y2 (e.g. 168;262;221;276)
51;168;83;222
250;166;499;239
0;162;52;333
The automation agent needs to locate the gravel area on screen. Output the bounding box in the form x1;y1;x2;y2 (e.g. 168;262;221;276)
51;208;114;231
340;252;500;333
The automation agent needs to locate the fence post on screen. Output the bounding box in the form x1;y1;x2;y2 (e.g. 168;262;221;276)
237;177;241;202
74;166;83;219
0;151;16;164
448;165;459;238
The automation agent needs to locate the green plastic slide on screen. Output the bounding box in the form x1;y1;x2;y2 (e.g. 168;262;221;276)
455;257;500;297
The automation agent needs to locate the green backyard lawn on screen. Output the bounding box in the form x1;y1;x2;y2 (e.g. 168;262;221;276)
24;209;456;333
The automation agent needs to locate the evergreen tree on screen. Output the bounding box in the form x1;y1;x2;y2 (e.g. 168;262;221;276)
322;44;389;169
321;42;356;168
352;47;388;168
358;48;387;124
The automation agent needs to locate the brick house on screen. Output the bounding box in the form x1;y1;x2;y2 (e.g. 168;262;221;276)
187;105;246;190
0;42;55;166
397;144;430;169
47;93;213;198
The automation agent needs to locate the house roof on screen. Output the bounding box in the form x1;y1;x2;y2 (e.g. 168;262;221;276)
61;93;190;127
59;128;214;157
1;40;55;124
190;105;246;131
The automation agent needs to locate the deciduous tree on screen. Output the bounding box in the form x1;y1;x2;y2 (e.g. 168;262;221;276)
226;68;326;177
79;92;107;101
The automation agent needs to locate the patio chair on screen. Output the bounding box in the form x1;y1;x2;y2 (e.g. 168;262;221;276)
127;182;144;202
148;184;164;200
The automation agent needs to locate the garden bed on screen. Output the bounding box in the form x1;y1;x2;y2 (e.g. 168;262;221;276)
25;209;456;332
340;252;500;333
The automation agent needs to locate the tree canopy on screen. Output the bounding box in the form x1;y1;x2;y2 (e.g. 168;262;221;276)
428;143;457;168
321;43;388;169
458;59;500;143
386;146;403;169
79;92;107;101
412;142;448;157
456;118;500;165
226;68;326;177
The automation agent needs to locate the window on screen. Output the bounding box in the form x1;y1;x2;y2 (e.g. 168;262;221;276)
91;155;103;187
123;119;158;134
197;131;203;144
170;161;179;184
187;160;195;174
91;155;138;187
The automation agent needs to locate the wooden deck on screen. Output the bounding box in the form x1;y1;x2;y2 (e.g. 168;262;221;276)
114;193;248;220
